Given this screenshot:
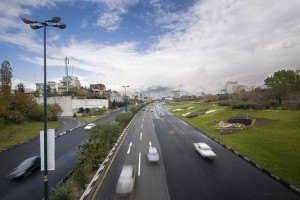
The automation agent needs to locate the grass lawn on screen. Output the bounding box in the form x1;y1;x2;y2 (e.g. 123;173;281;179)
77;114;106;123
0;121;61;150
165;101;300;188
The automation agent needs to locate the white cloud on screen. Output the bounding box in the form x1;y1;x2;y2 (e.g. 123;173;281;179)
3;0;300;94
80;19;88;29
97;12;122;31
90;0;139;31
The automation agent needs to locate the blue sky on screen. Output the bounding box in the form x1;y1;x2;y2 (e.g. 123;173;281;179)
0;0;300;94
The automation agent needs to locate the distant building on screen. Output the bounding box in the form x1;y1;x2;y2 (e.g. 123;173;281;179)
90;83;106;94
173;90;181;101
110;92;123;102
36;81;58;94
58;76;81;93
237;85;250;92
225;81;238;94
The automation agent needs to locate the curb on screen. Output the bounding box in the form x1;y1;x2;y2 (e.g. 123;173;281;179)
172;114;300;196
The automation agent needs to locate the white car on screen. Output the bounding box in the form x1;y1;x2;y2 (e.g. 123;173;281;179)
194;143;216;159
84;123;96;130
116;165;135;195
147;147;160;164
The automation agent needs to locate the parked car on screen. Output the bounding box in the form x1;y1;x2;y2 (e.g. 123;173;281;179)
147;147;160;164
7;156;41;180
116;165;135;195
194;143;216;159
84;123;96;130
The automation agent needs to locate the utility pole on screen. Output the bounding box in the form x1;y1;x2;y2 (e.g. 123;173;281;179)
65;57;69;91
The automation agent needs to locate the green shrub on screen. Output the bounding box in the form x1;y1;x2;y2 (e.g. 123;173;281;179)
78;107;84;113
90;123;121;144
0;117;5;128
73;164;89;189
50;181;74;200
78;140;107;170
217;100;231;106
48;103;63;121
115;112;134;128
231;101;265;110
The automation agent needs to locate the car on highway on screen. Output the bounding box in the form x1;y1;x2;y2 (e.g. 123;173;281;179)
84;123;96;130
116;165;135;195
7;156;41;180
147;146;160;164
194;143;216;159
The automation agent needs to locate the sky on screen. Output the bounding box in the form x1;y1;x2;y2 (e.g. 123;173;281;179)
0;0;300;95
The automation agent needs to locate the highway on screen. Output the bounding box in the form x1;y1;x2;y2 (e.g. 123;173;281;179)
95;103;299;200
0;111;120;200
95;107;170;200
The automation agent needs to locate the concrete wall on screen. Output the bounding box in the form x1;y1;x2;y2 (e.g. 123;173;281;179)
37;96;109;116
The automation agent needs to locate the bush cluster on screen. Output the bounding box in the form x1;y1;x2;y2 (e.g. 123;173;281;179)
0;94;62;127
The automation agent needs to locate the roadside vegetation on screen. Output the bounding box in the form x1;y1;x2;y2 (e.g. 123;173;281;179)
0;60;62;149
164;70;300;188
75;107;107;123
50;103;146;200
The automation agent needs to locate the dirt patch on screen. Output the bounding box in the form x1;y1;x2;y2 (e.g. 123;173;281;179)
228;114;252;126
186;109;208;118
254;118;276;128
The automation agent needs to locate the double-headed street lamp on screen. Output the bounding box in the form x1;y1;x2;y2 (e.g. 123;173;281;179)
22;16;66;200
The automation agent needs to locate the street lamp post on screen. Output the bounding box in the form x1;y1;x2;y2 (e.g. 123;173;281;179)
22;16;66;200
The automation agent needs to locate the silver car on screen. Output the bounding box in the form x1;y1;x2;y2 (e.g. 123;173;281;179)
116;165;135;195
84;123;96;130
147;147;160;164
194;143;216;159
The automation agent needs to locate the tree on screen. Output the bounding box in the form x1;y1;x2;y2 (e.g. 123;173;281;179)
16;83;25;94
0;60;13;94
33;90;41;97
48;103;63;120
265;70;300;103
46;84;52;96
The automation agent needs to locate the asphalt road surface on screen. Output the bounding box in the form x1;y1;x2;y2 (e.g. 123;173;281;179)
95;103;299;200
95;107;170;200
57;117;82;134
0;111;121;200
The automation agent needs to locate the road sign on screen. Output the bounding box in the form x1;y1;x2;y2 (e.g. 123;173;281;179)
124;103;128;111
40;129;55;170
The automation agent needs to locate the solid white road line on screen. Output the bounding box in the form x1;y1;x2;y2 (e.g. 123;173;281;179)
140;132;143;140
141;124;143;128
143;118;144;122
149;141;152;146
127;142;132;154
138;152;141;176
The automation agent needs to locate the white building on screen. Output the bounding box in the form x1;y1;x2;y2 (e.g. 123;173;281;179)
225;81;238;94
110;93;123;102
36;81;58;94
36;96;108;116
58;76;81;93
